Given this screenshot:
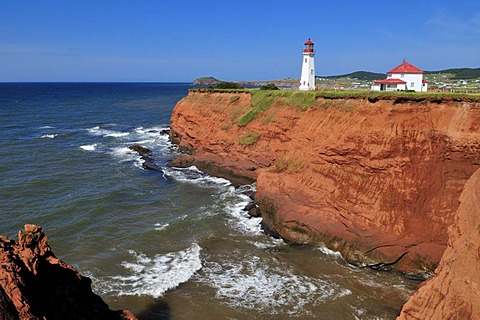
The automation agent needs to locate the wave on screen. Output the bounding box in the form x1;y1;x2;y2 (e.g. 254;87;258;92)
87;126;130;138
221;185;264;235
154;222;170;231
162;166;231;187
80;144;98;151
41;134;57;139
39;125;55;129
93;243;202;298
317;246;344;259
81;125;175;170
200;255;351;315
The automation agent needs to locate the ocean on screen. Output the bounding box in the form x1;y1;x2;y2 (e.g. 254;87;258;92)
0;83;418;319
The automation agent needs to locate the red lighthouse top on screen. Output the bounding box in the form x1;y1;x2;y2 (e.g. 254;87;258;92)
303;38;314;53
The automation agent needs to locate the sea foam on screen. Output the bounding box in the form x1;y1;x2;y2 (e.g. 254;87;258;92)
80;144;97;151
162;166;231;187
94;243;202;298
201;255;351;315
41;134;57;139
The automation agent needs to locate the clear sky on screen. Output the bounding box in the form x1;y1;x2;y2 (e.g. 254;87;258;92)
1;1;479;82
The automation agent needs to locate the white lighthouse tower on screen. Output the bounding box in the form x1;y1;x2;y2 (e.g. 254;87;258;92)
299;38;316;91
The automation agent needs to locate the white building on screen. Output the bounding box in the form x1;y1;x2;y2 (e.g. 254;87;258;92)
371;60;428;92
299;38;316;91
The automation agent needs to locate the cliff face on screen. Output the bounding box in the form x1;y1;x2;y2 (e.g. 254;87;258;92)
0;224;136;320
170;91;480;276
398;167;480;319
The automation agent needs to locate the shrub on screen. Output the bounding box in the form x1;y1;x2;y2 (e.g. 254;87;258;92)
260;83;279;90
238;131;260;145
214;82;244;89
236;90;275;127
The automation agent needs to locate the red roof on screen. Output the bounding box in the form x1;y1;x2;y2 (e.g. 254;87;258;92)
387;61;424;74
304;38;314;45
373;78;407;85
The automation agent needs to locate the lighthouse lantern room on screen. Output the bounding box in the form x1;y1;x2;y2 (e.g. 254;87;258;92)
299;38;316;91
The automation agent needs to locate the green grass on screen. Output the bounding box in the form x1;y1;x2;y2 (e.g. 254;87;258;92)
270;156;308;173
189;88;480;127
190;87;480;101
238;131;261;145
236;90;276;127
229;95;240;104
278;91;317;110
314;89;480;102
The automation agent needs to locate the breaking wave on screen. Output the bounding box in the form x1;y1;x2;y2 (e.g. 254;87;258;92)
93;243;202;298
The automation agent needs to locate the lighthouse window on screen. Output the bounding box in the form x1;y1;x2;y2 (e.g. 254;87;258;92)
304;58;307;63
310;69;313;75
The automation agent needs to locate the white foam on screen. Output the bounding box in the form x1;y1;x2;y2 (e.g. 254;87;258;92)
201;255;351;315
317;245;344;259
41;134;57;139
39;125;55;129
80;144;97;151
105;132;130;138
87;126;130;138
163;166;231;187
94;243;202;298
224;194;262;235
110;146;140;164
154;223;170;231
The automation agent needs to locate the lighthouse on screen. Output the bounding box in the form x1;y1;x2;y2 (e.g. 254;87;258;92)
299;38;316;91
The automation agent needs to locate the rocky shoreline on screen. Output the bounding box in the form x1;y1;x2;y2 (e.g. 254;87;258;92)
169;90;480;318
0;224;136;320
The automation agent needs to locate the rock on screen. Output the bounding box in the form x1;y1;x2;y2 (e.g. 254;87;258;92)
129;144;161;172
0;224;136;320
129;144;151;156
244;202;260;218
397;168;480;319
169;91;480;275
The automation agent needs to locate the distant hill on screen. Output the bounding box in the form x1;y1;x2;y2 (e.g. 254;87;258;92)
194;67;480;86
425;68;480;79
193;77;222;85
320;71;386;81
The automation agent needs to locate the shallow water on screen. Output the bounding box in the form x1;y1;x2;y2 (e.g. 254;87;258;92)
0;83;418;319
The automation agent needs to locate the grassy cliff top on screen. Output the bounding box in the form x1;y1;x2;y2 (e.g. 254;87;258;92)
189;87;480;102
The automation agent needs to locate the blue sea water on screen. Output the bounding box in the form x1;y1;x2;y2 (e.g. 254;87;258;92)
0;83;418;319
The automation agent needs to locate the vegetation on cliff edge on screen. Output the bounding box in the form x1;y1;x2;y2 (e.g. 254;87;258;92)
189;87;480;127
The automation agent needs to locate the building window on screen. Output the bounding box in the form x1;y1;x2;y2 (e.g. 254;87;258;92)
401;74;405;78
310;69;313;75
410;82;414;87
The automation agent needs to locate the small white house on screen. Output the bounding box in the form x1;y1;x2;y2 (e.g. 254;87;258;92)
371;60;428;92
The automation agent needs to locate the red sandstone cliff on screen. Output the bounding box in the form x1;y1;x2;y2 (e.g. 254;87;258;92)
170;91;480;276
398;167;480;319
0;224;136;320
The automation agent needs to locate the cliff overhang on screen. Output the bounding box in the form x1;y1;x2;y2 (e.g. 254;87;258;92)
170;90;480;278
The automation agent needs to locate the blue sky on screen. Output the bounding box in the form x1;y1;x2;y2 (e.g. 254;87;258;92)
1;1;479;82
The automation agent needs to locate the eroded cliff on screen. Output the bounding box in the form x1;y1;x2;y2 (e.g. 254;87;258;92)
170;91;480;277
0;224;136;320
398;167;480;319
